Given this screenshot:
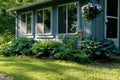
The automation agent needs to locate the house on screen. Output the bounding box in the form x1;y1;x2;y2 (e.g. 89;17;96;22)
8;0;120;48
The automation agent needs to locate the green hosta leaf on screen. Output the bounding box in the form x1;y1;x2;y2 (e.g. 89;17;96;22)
95;51;101;55
101;48;107;51
105;52;111;56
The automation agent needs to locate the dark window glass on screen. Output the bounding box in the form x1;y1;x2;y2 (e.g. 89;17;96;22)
37;8;51;34
68;3;77;33
58;6;66;33
44;9;51;33
37;10;43;34
107;0;118;17
106;18;117;38
27;12;32;34
21;14;26;34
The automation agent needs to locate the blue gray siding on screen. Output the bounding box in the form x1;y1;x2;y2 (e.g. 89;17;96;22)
91;0;105;40
16;0;107;44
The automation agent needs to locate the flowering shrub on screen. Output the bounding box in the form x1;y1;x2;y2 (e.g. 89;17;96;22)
81;3;102;22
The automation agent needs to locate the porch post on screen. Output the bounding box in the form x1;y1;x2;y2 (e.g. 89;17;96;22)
32;10;36;39
16;15;20;40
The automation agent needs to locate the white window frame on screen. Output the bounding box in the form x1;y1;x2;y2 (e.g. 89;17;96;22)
104;0;119;47
20;11;33;35
36;7;52;35
57;2;78;34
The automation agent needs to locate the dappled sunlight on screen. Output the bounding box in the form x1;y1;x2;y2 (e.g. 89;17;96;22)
0;56;120;80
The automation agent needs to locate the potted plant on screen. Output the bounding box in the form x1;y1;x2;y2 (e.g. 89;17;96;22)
81;3;102;22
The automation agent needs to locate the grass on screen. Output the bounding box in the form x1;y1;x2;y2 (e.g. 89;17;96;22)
0;56;120;80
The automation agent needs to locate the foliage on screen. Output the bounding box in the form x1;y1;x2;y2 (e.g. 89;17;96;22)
81;3;102;22
0;30;14;45
0;41;15;56
0;0;37;45
0;38;36;56
12;38;36;56
33;40;63;58
62;34;77;49
54;49;91;63
81;38;120;60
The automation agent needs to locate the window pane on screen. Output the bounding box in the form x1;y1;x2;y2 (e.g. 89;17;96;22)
44;8;51;33
58;6;66;33
68;3;77;33
21;14;26;34
106;18;117;38
37;10;43;34
27;12;32;34
107;0;118;17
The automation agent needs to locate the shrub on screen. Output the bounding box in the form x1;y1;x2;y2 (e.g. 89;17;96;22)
0;42;15;56
62;34;77;49
54;49;91;63
0;38;36;56
12;38;36;56
81;38;120;60
0;31;14;45
33;40;63;58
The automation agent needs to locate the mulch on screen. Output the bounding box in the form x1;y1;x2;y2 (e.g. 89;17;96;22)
0;74;11;80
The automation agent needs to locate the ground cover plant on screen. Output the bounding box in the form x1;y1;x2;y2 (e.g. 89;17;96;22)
0;56;120;80
33;40;63;58
54;49;91;63
81;38;120;60
0;38;36;56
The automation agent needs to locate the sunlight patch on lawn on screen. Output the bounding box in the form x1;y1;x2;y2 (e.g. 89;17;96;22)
0;56;120;80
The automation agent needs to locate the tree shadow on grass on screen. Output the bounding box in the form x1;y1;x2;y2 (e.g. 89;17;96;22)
0;57;120;80
87;58;120;69
0;57;97;80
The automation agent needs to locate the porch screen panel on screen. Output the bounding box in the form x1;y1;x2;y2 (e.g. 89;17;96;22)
106;18;117;38
68;3;77;33
58;6;66;33
21;14;26;34
44;9;51;33
27;12;32;34
107;0;118;17
106;0;118;38
37;10;43;34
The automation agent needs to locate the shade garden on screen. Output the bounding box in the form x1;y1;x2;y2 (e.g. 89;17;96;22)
0;37;120;80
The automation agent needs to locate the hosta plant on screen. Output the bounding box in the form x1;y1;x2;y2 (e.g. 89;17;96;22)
81;38;120;60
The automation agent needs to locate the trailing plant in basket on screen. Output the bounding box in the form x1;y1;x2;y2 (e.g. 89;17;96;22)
81;3;102;22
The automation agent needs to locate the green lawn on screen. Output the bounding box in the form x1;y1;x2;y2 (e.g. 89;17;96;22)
0;56;120;80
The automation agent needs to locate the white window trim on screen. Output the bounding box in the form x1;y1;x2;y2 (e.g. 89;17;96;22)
57;2;78;34
104;0;119;47
20;11;33;35
36;7;52;36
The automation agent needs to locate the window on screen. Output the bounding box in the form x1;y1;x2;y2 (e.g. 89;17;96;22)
20;12;32;35
36;8;51;35
58;3;77;34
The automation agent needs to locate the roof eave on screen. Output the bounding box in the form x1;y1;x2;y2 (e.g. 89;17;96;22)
7;0;53;12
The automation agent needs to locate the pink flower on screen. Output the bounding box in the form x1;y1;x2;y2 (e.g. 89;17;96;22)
81;5;86;13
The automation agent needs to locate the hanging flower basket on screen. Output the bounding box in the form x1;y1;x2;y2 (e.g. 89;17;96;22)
81;3;102;22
